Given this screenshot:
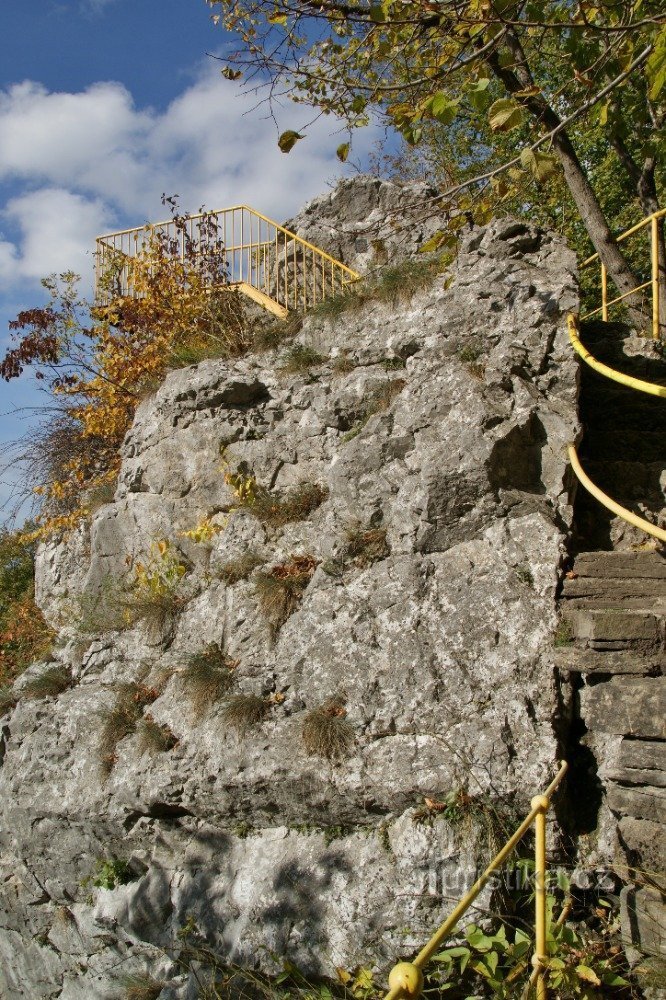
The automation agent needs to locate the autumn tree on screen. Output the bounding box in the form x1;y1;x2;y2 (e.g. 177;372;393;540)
209;0;665;328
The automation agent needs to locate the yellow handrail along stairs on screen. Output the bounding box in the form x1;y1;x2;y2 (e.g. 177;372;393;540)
95;204;359;319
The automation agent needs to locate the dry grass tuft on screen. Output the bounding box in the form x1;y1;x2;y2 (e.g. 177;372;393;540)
0;686;17;715
76;577;136;635
345;526;390;568
222;694;269;733
278;344;327;375
120;974;166;1000
254;555;318;639
98;681;161;775
22;665;71;700
217;549;264;585
245;481;328;529
302;700;354;760
180;645;237;720
136;715;178;755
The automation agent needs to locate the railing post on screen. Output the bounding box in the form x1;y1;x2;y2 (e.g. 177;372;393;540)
601;264;608;322
532;794;550;1000
651;214;660;340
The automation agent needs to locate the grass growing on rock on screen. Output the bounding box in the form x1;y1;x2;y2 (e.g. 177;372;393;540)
222;694;269;733
21;665;71;700
180;644;237;720
342;378;407;441
254;555;318;639
302;700;354;760
217;549;264;585
76;578;136;635
345;526;390;568
0;686;17;715
312;256;443;319
136;715;178;755
278;344;327;375
554;618;574;647
238;481;328;529
120;975;166;1000
98;681;160;775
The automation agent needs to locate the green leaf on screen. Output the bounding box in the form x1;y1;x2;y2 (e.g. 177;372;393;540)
598;100;609;126
520;147;558;182
488;97;523;131
268;12;288;24
336;142;350;163
221;66;242;81
369;5;386;22
647;27;666;99
428;92;458;124
278;130;304;153
576;965;601;986
601;971;629;986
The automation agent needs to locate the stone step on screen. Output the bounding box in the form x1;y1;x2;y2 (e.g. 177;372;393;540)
618;739;666;772
607;783;666;824
553;647;664;676
572;551;666;580
563;608;664;650
561;576;666;601
580;676;666;738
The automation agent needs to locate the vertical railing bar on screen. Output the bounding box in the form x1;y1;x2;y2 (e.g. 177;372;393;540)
601;264;608;322
652;214;660;340
533;793;549;1000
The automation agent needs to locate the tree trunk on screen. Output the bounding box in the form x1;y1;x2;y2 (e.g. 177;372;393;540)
486;31;648;332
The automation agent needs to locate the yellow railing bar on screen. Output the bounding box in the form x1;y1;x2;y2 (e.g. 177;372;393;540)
97;205;360;280
568;315;666;398
384;761;569;1000
580;207;666;268
581;279;652;320
568;444;666;544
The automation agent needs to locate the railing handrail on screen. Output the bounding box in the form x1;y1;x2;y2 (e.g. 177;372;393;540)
96;204;360;280
567;314;666;399
384;761;569;1000
580;207;666;268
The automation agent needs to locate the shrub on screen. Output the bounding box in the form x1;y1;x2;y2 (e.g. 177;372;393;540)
302;700;354;760
90;857;134;890
98;681;160;775
222;694;269;733
21;665;71;700
136;715;178;755
345;526;390;568
254;555;317;639
180;645;237;720
217;550;263;585
0;526;54;687
131;540;188;628
278;343;326;374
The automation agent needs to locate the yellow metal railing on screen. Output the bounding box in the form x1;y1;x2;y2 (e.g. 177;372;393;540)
95;205;359;318
384;761;568;1000
567;208;666;544
580;206;665;340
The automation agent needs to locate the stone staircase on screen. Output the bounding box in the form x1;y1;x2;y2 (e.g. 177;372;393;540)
557;319;666;977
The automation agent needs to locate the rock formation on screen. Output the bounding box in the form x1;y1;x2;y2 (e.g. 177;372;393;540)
0;188;585;996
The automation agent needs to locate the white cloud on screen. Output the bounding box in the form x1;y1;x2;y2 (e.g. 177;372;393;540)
0;67;376;291
1;188;111;285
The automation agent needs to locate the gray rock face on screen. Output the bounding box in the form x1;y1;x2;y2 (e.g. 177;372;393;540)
0;215;580;997
283;175;450;273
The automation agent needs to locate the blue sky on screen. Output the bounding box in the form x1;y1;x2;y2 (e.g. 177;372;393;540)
0;0;375;520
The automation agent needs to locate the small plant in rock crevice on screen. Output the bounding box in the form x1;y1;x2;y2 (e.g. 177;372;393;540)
89;857;134;890
131;539;189;627
278;343;327;375
136;715;178;755
344;525;390;569
222;693;269;733
98;681;161;775
554;618;575;647
342;378;407;441
119;974;167;1000
228;473;328;530
302;699;354;761
254;555;318;639
180;644;237;720
21;665;71;700
216;549;264;585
